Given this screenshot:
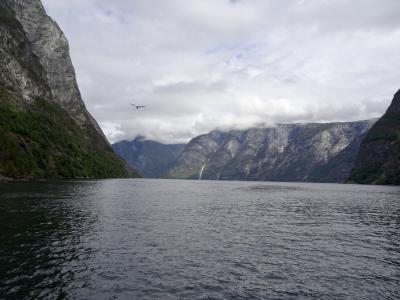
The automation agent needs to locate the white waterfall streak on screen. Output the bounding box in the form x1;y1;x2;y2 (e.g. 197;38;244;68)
198;164;206;180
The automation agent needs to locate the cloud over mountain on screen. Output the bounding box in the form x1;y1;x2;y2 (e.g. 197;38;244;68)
43;0;400;143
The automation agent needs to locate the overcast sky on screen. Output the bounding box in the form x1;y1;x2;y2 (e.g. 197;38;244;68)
42;0;400;144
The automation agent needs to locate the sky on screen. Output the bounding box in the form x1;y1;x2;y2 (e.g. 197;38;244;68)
42;0;400;144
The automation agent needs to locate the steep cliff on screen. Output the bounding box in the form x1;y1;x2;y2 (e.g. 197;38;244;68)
113;137;185;178
163;120;375;183
349;90;400;185
0;0;139;178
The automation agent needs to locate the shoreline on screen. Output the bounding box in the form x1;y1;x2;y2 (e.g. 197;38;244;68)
0;175;12;182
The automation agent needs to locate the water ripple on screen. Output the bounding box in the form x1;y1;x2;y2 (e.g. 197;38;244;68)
0;179;399;299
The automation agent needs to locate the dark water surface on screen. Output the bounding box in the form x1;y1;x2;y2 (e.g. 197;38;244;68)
0;179;399;299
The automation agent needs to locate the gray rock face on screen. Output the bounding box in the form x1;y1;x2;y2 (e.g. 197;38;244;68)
113;137;185;178
0;0;103;133
164;120;376;183
0;1;49;103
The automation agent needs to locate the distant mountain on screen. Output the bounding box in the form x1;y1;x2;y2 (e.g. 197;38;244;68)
349;90;400;185
113;137;185;178
163;120;376;183
0;0;139;179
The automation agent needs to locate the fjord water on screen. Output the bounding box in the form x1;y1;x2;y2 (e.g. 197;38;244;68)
0;180;399;299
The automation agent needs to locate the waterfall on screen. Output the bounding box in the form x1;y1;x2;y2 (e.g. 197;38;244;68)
198;164;206;180
216;168;222;180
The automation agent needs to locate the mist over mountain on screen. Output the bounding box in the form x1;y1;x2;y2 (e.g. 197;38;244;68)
113;120;375;182
41;0;400;143
162;120;375;183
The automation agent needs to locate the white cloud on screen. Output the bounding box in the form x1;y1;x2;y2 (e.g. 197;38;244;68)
42;0;400;143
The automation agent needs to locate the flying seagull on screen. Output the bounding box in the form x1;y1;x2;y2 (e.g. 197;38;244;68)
131;103;146;109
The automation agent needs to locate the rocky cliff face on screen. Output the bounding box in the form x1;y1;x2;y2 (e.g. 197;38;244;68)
113;137;185;178
163;120;375;183
0;0;138;178
349;90;400;185
1;0;102;131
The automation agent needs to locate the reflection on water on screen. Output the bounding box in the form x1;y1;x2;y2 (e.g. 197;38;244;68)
0;179;399;299
0;181;100;298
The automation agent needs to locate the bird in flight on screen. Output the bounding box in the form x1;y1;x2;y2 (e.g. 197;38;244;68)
131;103;146;109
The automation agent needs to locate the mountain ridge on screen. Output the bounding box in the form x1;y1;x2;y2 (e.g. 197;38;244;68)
113;137;185;178
162;119;376;183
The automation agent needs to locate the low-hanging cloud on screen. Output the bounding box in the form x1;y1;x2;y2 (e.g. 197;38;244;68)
42;0;400;143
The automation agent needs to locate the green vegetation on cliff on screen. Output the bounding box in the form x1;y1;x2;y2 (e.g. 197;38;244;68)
349;90;400;185
0;85;139;179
